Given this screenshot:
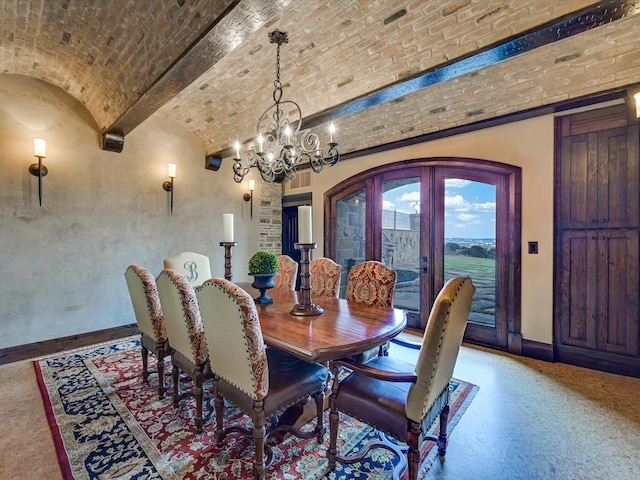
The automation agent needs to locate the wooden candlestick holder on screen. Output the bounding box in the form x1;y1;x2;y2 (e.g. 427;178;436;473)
219;241;237;281
290;242;323;316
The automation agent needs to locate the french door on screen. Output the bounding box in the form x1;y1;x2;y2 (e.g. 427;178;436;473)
326;158;520;351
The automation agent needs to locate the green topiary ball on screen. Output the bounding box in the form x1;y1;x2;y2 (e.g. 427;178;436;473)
248;251;279;274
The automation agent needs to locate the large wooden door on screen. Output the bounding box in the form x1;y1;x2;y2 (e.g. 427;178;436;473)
555;104;640;377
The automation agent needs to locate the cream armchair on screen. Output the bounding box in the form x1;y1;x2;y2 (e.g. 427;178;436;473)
124;264;170;399
328;275;475;480
156;269;211;433
163;251;212;287
196;278;328;479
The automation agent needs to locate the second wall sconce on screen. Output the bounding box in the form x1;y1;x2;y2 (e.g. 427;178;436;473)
163;163;176;214
29;139;48;207
243;179;255;218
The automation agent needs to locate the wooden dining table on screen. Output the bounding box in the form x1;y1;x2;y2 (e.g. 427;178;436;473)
236;283;407;363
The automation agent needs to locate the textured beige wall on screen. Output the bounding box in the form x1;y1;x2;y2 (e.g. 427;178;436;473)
0;74;261;349
286;115;555;344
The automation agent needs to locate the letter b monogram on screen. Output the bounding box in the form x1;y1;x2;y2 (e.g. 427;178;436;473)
184;261;198;282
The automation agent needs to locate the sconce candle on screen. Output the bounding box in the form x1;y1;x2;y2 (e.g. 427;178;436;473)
162;164;176;214
29;138;49;206
243;180;255;218
223;213;234;242
298;205;312;243
34;139;47;158
634;92;640;118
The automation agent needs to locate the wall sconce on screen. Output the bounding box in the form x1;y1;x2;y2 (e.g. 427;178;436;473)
162;163;176;214
29;139;48;206
243;179;255;218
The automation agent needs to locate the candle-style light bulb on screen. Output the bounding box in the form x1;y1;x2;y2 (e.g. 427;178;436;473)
284;125;291;145
168;163;176;178
34;139;47;158
329;122;335;143
234;141;240;159
257;134;264;153
249;179;255;191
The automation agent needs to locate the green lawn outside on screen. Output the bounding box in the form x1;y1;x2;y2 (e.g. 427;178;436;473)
393;254;496;326
445;255;495;325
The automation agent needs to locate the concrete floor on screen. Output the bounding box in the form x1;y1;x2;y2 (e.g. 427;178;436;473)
389;341;640;480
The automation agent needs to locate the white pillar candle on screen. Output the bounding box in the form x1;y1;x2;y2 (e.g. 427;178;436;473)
223;213;234;242
298;206;312;244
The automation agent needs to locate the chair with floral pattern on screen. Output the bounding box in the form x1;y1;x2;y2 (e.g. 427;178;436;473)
163;251;212;287
273;254;298;290
310;257;342;298
196;278;328;479
345;260;397;362
328;275;475;480
156;269;211;433
124;264;170;399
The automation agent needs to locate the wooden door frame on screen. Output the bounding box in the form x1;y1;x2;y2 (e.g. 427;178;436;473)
325;157;522;354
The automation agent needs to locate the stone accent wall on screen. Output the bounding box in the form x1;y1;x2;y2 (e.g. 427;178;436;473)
258;182;283;255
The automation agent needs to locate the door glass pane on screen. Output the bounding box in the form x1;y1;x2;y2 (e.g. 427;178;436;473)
382;178;421;312
444;178;496;326
335;188;366;298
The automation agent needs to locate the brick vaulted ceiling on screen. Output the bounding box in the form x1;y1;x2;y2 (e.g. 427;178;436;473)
2;0;640;160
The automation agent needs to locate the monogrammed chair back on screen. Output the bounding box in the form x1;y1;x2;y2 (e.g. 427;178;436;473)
163;251;212;287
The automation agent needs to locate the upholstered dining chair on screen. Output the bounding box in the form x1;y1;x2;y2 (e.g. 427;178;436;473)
124;264;170;399
163;251;212;287
328;275;475;480
345;260;397;362
195;278;328;480
273;254;298;290
310;257;341;298
156;269;211;433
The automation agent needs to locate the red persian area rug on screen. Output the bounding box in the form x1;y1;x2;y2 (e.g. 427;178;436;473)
35;337;478;479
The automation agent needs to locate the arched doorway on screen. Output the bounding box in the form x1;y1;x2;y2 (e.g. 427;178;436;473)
324;157;521;351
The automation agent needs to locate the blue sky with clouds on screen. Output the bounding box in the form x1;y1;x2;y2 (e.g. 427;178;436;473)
383;179;496;239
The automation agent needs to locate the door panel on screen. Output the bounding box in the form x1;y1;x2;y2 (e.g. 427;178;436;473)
380;174;425;329
435;168;507;348
333;184;367;298
282;206;302;290
559;230;598;349
442;179;497;328
597;229;639;356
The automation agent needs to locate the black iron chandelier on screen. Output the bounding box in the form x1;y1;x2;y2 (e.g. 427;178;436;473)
233;30;339;183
